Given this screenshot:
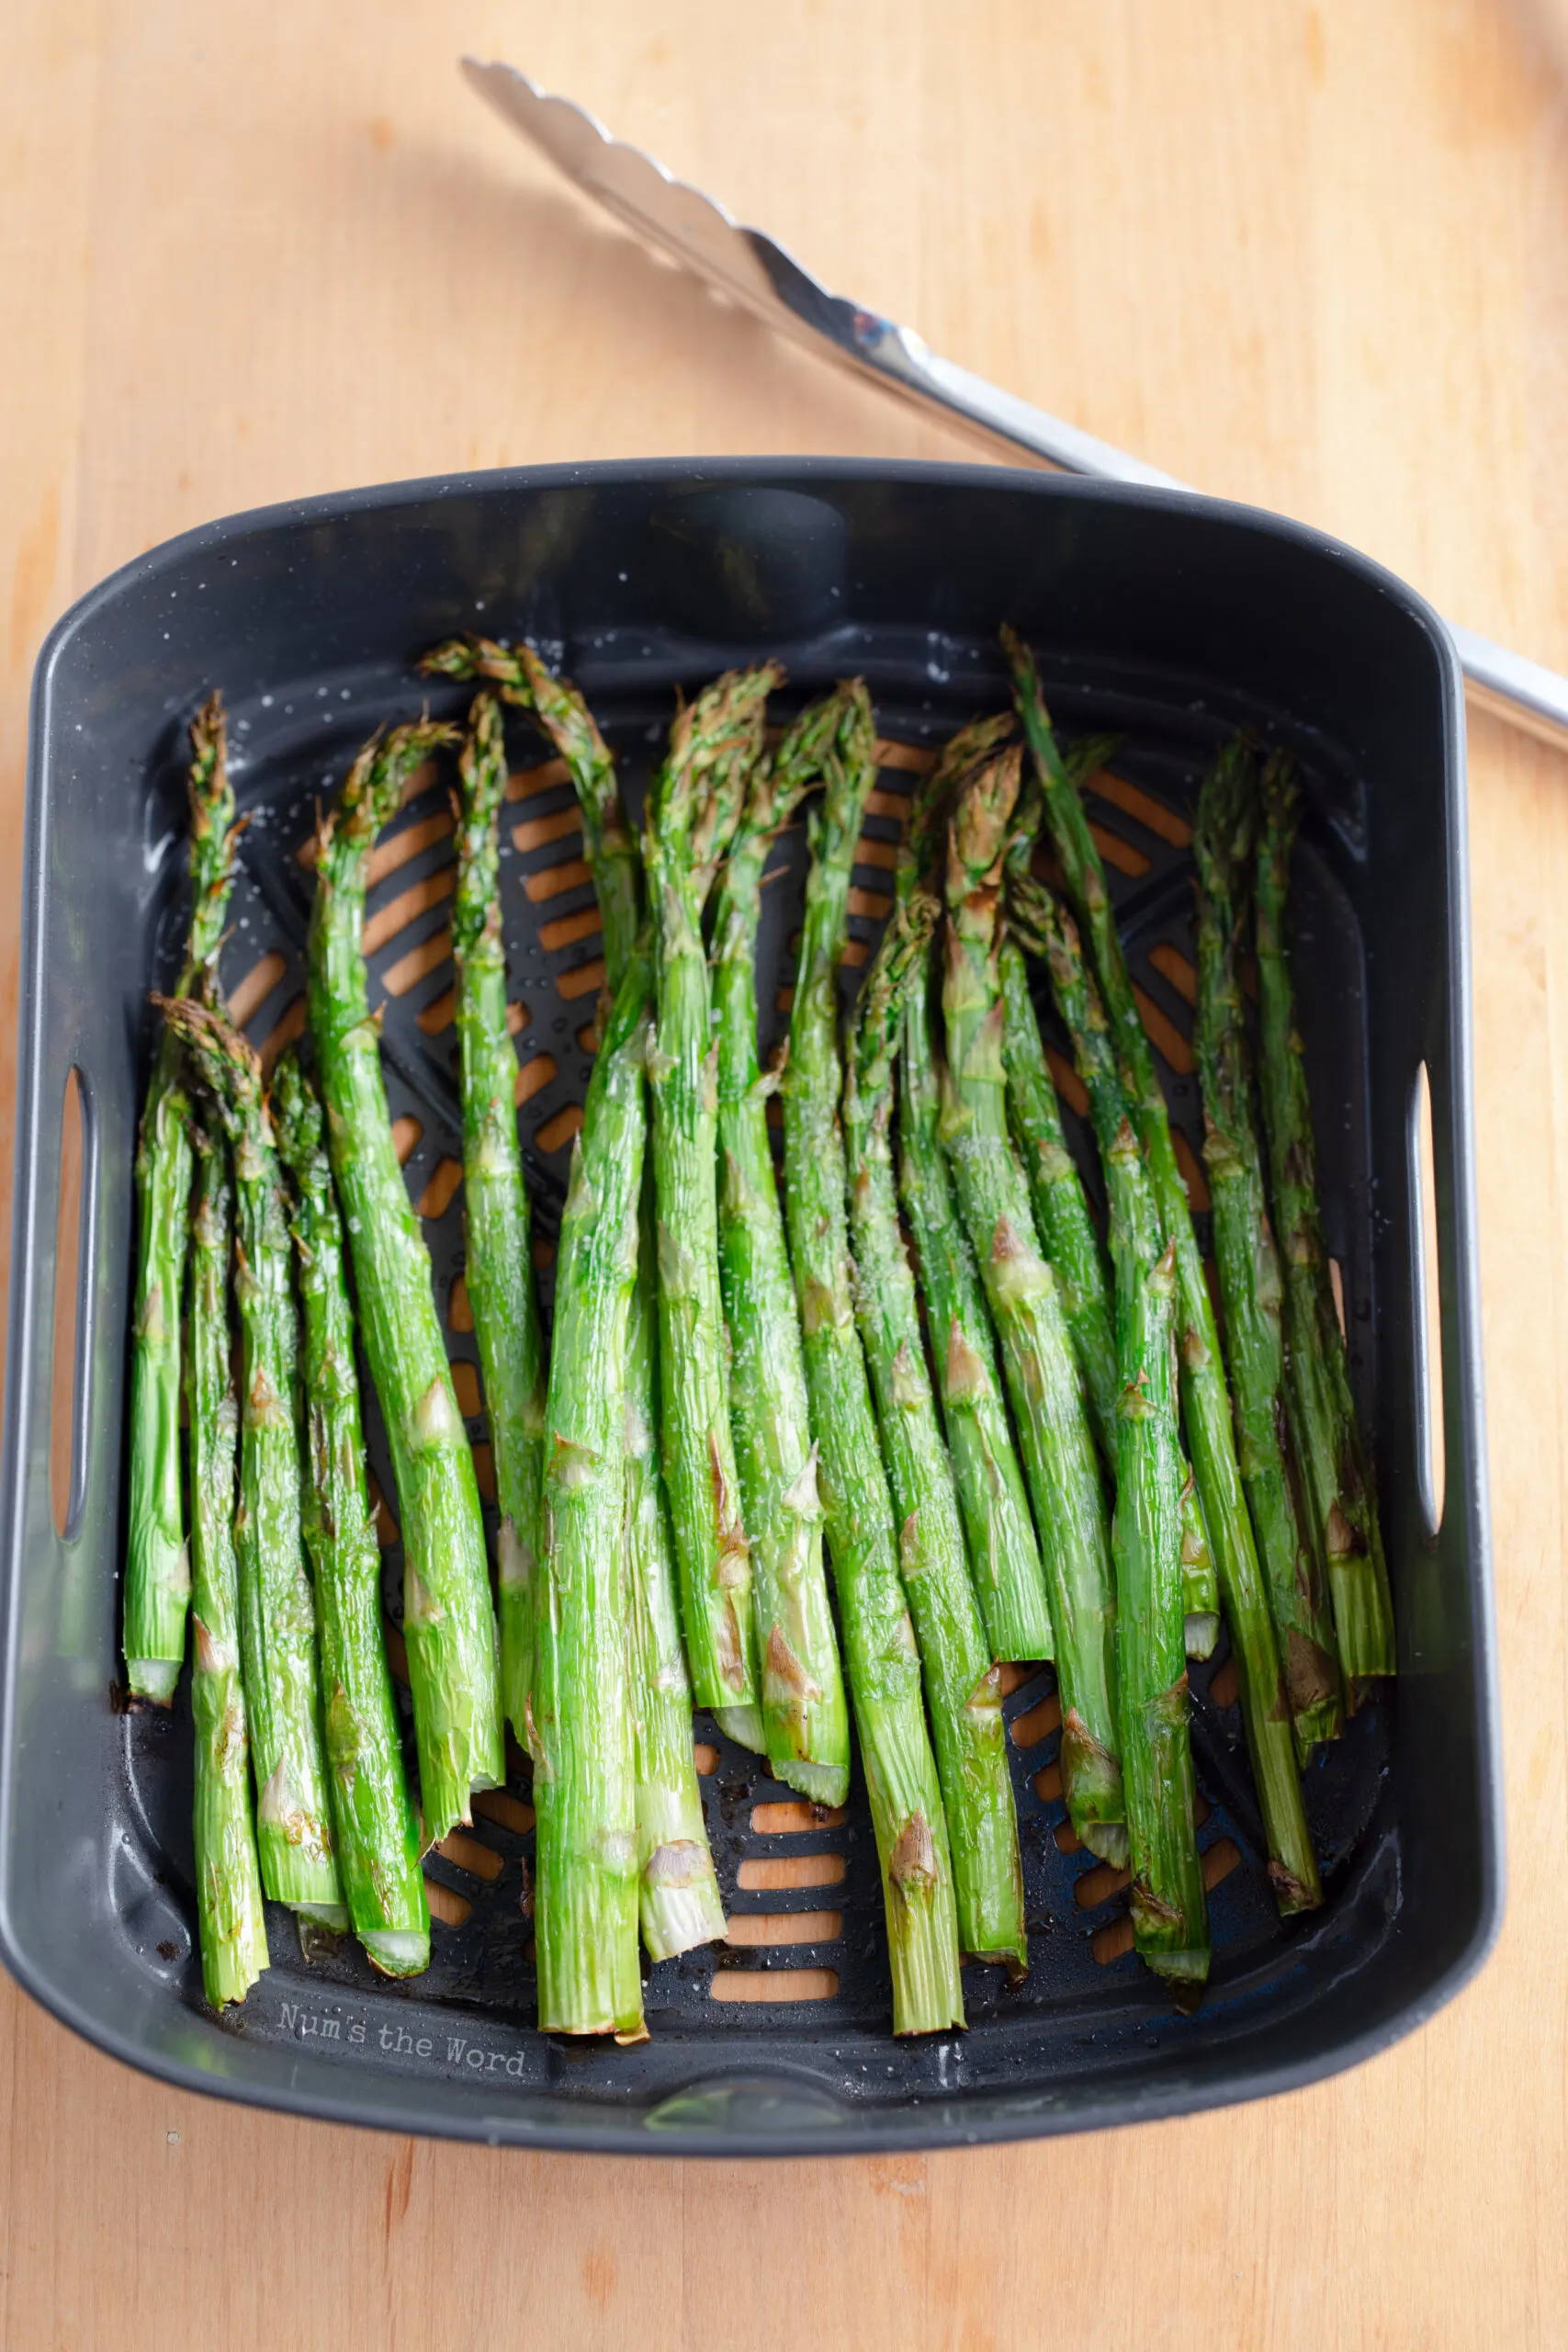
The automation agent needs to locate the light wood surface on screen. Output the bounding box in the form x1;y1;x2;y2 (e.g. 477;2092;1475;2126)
3;2;1566;2344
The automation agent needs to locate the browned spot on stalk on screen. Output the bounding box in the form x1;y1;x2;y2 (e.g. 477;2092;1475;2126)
1325;1498;1362;1559
765;1623;820;1702
1285;1629;1339;1714
888;1812;938;1891
1207;1656;1240;1708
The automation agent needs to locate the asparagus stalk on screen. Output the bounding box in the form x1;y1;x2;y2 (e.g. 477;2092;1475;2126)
644;669;776;1740
895;723;1055;1663
997;934;1119;1463
308;720;503;1843
422;636;639;987
713;690;851;1804
784;684;964;2034
125;694;239;1702
623;1193;728;1962
451;693;548;1757
273;1052;431;1976
157;998;345;1926
492;643;725;1960
1114;1237;1211;1981
532;933;653;2034
1010;887;1207;1977
940;742;1125;1863
1192;746;1342;1759
185;1109;269;2006
1006;628;1320;1912
1256;753;1396;1689
1005;778;1220;1660
847;895;1026;1972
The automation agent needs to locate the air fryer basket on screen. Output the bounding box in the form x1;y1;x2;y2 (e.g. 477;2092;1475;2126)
0;461;1500;2154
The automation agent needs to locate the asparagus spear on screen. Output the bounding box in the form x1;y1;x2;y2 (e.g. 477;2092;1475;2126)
644;669;776;1742
491;643;726;1960
1005;775;1220;1660
450;692;548;1757
847;894;1026;1972
532;933;653;2034
157;997;345;1927
1010;887;1207;1977
940;741;1125;1863
1193;745;1342;1759
713;690;851;1804
273;1051;431;1977
784;684;964;2034
308;720;503;1843
623;1192;728;1963
1256;753;1396;1689
997;933;1118;1462
185;1109;269;2006
422;636;639;987
125;694;239;1702
1006;628;1320;1912
895;722;1055;1663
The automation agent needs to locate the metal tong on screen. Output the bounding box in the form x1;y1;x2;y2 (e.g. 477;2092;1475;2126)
465;58;1568;759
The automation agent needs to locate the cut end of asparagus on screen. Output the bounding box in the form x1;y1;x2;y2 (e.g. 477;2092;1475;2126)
125;1658;182;1706
1268;1858;1324;1917
363;1927;433;1979
711;1703;766;1756
1080;1820;1132;1869
640;1863;728;1965
1184;1611;1222;1661
770;1755;851;1810
294;1908;352;1962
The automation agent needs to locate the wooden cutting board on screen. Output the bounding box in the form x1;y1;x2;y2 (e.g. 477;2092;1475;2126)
2;2;1565;2345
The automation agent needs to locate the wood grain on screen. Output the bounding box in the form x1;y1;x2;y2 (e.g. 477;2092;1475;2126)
4;1;1568;2344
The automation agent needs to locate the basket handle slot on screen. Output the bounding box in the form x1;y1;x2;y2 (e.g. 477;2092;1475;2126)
49;1065;99;1544
1407;1060;1447;1538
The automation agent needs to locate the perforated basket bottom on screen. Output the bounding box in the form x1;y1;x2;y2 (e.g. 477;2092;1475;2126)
121;663;1393;2116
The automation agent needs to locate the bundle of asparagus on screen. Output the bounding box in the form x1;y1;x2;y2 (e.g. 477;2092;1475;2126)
1191;747;1342;1762
1005;630;1323;1917
128;628;1393;2033
1255;754;1395;1693
307;721;504;1845
426;642;727;1965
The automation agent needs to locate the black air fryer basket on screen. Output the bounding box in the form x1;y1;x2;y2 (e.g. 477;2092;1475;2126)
0;461;1501;2154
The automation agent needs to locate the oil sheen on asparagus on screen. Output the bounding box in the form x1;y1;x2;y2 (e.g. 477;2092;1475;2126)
894;718;1055;1664
940;736;1124;1863
158;996;345;1928
1193;744;1342;1761
1255;751;1396;1690
713;688;851;1803
847;893;1026;1972
784;684;964;2035
125;695;239;1702
1006;627;1320;1914
1023;887;1208;1981
185;1108;269;2006
460;637;727;1963
644;670;773;1742
274;1050;431;1977
308;720;503;1843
